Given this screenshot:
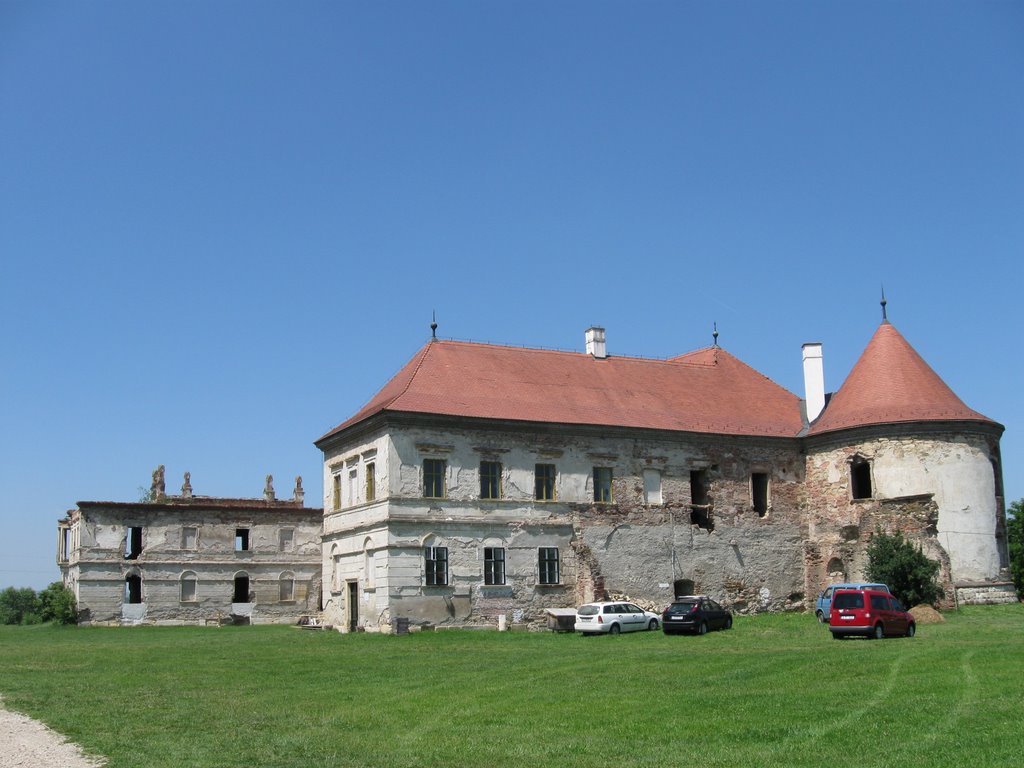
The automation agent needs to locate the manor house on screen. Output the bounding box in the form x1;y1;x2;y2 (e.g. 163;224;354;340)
315;311;1012;631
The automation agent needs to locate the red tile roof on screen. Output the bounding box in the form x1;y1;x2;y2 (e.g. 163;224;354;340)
808;322;996;435
318;340;805;442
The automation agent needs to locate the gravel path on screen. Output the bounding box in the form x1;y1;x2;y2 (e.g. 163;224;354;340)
0;699;105;767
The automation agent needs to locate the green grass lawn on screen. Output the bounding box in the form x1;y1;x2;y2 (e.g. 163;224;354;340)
1;605;1022;768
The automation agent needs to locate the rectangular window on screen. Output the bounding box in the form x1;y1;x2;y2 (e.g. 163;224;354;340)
365;463;376;502
538;547;560;585
851;459;872;500
643;469;662;505
752;472;769;517
332;473;342;510
423;459;446;498
181;526;198;550
484;547;506;585
424;546;448;586
235;528;250;552
593;467;613;503
535;464;556;501
124;526;143;560
480;461;502;500
279;528;294;553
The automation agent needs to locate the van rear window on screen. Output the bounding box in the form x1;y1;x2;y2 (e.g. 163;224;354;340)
833;593;864;610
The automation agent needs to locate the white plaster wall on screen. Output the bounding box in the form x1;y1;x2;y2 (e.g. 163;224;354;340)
870;436;999;582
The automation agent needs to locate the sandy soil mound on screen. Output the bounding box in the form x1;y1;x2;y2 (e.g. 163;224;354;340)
910;604;945;624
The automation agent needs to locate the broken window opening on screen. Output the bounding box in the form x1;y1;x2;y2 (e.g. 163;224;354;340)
280;572;295;602
643;469;662;505
593;467;613;503
59;527;71;561
124;573;142;604
233;574;251;603
235;528;250;552
752;472;769;517
279;528;294;553
180;571;198;602
850;459;872;500
484;547;506;585
538;547;560;585
124;526;143;560
690;507;714;531
690;470;709;506
424;546;448;586
332;473;342;510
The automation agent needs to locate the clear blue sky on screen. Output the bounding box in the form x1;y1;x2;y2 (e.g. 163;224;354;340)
2;1;1022;590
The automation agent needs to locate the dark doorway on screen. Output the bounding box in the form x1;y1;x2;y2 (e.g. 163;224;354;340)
348;581;358;632
125;574;142;604
233;574;250;603
674;579;695;599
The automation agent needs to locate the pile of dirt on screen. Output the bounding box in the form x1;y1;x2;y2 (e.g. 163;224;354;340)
910;604;945;624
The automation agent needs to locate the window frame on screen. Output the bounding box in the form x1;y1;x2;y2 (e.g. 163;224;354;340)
480;460;502;500
535;463;556;501
483;546;506;586
332;472;342;510
423;459;447;499
181;526;198;550
180;571;198;603
538;547;560;585
365;462;376;502
424;545;449;586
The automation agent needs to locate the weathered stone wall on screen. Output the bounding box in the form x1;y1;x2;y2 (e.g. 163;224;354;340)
64;500;322;626
804;429;1003;603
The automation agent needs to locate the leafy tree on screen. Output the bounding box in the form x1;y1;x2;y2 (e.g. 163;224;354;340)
39;581;78;625
0;586;42;625
1008;499;1024;599
866;531;943;607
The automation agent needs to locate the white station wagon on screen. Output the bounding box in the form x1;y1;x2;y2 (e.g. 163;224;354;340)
574;601;661;635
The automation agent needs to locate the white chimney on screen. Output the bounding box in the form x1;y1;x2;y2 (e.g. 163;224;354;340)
585;326;607;359
802;342;825;422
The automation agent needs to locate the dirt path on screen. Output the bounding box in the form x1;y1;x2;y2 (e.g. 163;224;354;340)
0;699;105;767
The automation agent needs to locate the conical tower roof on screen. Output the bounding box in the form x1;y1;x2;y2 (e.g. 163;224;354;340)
808;321;997;435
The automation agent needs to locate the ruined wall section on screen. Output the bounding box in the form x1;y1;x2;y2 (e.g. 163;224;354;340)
68;499;322;626
804;428;1007;604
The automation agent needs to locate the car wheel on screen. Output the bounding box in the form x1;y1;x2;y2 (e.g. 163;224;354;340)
872;623;884;640
609;623;621;635
648;619;659;631
724;616;733;630
906;623;916;638
816;610;825;623
697;621;708;636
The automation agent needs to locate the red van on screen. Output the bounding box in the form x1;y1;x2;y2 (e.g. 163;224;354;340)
829;588;916;640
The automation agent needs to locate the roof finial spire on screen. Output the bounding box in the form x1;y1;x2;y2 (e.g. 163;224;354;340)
712;321;719;347
430;310;438;339
880;286;888;322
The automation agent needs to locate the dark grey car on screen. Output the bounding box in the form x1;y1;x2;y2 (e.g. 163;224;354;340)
661;596;733;635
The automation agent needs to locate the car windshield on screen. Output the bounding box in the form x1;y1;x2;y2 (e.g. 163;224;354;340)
577;605;600;616
833;593;864;609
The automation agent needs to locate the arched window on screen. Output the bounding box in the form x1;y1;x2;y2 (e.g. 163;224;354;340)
180;571;198;602
280;571;295;602
827;558;846;580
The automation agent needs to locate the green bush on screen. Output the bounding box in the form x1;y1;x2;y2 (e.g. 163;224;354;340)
866;530;943;607
39;581;78;625
0;586;43;625
1008;499;1024;599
